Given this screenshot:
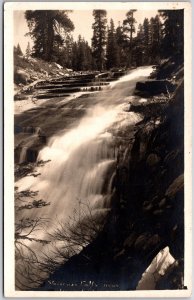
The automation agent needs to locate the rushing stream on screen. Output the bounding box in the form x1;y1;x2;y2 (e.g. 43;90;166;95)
15;66;153;288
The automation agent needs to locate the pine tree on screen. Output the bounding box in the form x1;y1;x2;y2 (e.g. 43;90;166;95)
58;34;74;68
78;37;93;71
16;43;23;56
138;17;151;65
84;41;93;70
14;46;17;54
91;10;107;71
25;10;74;61
65;34;74;68
123;10;137;66
26;42;31;58
133;24;144;66
77;35;87;70
106;19;119;69
149;15;162;63
71;41;79;70
115;23;127;68
70;37;93;71
159;10;184;59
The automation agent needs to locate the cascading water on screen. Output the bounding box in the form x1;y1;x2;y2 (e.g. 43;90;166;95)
18;127;42;163
15;66;153;288
19;146;28;164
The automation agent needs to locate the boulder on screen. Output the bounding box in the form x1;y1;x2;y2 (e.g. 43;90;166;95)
136;80;176;96
54;62;63;69
158;198;167;208
143;201;154;212
164;150;179;164
14;69;30;85
143;234;161;251
165;174;184;199
123;232;137;249
146;153;161;167
134;234;149;250
153;209;164;216
14;94;28;100
155;259;184;290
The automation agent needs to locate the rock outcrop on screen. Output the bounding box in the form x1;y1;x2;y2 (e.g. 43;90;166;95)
135;80;176;96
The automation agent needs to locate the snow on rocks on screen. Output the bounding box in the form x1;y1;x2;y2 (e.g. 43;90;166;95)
136;246;176;290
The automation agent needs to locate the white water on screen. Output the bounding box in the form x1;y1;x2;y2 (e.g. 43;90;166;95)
19;127;42;163
16;66;153;277
19;146;28;164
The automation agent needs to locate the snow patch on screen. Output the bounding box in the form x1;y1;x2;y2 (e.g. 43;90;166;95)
136;246;175;290
139;98;147;103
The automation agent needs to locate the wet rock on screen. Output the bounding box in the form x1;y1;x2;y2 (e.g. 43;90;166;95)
170;224;179;241
113;249;125;261
161;169;167;176
39;134;47;144
143;201;153;212
132;122;155;161
163;150;183;181
165;174;184;199
143;234;161;251
146;153;161;167
164;150;179;164
158;198;167;208
134;234;149;250
123;232;137;249
153;209;164;216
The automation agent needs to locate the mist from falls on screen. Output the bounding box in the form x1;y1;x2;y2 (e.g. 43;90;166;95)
16;66;153;271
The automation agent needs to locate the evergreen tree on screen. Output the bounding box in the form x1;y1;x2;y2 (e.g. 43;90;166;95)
115;23;127;68
149;15;162;63
84;41;93;70
15;43;23;56
123;10;137;66
159;9;184;59
70;37;93;71
133;24;144;66
26;42;31;58
57;34;74;68
91;10;107;71
64;34;74;68
79;38;93;71
106;19;119;69
142;18;150;64
52;34;64;61
133;15;162;66
25;10;74;61
71;41;79;70
77;35;87;70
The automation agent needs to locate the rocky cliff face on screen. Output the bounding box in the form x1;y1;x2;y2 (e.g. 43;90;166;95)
39;62;185;291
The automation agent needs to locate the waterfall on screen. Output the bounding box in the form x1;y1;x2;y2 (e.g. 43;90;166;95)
18;127;42;163
19;146;27;164
15;66;153;285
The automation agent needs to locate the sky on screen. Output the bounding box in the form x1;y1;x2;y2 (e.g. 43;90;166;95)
14;10;158;53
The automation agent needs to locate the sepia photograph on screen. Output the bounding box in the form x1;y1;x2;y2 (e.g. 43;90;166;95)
4;2;192;297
